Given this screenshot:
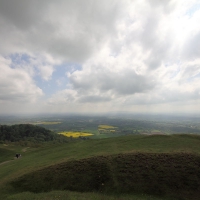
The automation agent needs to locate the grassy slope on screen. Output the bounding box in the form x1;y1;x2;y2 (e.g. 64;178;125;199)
6;191;166;200
0;148;15;163
11;152;200;199
1;134;200;199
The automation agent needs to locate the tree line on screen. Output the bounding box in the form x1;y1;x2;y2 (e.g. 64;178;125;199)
0;124;67;143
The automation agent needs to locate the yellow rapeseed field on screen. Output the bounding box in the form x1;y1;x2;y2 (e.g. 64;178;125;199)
58;131;93;138
98;125;118;129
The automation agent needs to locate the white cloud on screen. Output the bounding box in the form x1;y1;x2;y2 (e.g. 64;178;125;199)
0;0;200;114
0;0;125;62
0;56;43;103
37;65;54;81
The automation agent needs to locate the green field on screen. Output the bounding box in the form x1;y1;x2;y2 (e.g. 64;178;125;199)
1;134;200;199
2;115;200;139
32;121;62;125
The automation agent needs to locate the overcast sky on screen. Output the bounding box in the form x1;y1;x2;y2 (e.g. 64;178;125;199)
0;0;200;115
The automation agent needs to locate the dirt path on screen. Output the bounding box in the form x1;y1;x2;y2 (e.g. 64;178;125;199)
0;147;27;166
0;159;14;166
22;147;30;152
0;156;23;166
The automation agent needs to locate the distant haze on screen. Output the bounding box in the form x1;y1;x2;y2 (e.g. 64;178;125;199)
0;0;200;115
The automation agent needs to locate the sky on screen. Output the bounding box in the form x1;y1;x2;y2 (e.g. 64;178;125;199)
0;0;200;115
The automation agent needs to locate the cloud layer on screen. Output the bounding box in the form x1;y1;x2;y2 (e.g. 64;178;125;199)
0;0;200;114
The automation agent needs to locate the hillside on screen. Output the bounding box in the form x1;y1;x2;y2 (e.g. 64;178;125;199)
0;148;14;163
11;152;200;199
1;134;200;199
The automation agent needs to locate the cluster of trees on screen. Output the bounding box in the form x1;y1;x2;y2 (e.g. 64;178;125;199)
0;124;67;143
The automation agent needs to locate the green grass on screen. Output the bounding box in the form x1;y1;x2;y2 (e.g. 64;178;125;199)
11;152;200;199
6;190;169;200
1;134;200;199
0;148;15;163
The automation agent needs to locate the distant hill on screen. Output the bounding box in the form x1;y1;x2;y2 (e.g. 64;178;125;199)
0;124;67;143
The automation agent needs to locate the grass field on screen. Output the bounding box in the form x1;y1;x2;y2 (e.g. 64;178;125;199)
32;121;62;125
98;125;119;135
0;148;15;163
1;134;200;199
4;190;168;200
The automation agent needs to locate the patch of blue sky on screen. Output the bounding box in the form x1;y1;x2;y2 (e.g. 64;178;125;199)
177;70;200;83
170;70;180;79
164;59;182;68
164;62;181;80
35;62;82;97
7;53;82;97
64;62;82;73
195;72;200;77
168;62;181;79
7;53;30;68
185;3;200;17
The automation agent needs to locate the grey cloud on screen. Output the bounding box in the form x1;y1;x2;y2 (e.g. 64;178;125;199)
148;0;175;14
101;70;155;95
123;7;173;71
145;42;171;70
69;68;155;98
140;15;159;50
78;95;112;103
46;36;94;63
0;0;48;30
0;0;124;62
182;31;200;60
1;0;200;114
181;64;200;80
165;89;200;102
124;13;160;52
140;14;173;70
146;57;161;70
148;0;170;7
124;87;200;106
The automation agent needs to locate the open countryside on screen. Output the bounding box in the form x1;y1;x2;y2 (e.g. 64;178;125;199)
1;123;200;200
98;125;118;135
32;121;62;125
1;1;200;199
1;115;200;199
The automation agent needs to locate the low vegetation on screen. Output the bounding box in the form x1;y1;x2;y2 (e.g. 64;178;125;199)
11;152;200;199
1;133;200;199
